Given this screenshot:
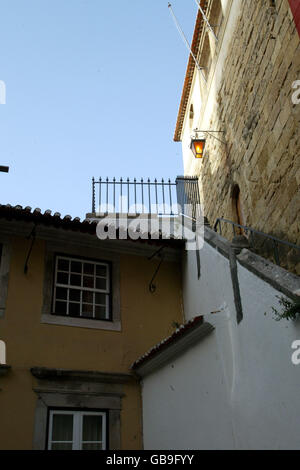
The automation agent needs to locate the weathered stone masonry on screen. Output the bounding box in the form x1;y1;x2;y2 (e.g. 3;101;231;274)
178;0;300;274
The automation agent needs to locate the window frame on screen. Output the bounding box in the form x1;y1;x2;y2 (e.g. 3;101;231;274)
31;367;127;450
52;254;112;322
41;243;121;331
47;409;108;450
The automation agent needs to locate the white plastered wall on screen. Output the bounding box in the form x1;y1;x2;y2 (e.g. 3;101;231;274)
181;0;242;177
142;240;300;449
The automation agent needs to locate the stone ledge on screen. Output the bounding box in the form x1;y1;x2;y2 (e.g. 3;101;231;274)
237;249;300;301
204;227;300;301
204;226;232;258
30;367;135;384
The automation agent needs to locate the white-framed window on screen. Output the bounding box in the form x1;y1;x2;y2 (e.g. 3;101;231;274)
53;255;111;321
48;410;107;450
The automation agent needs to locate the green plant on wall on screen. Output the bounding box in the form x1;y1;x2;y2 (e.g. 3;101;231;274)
266;296;300;322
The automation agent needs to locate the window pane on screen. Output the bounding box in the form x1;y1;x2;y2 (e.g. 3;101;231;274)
52;414;73;441
84;263;94;275
71;261;82;273
53;257;110;322
69;289;81;302
96;265;107;277
57;258;69;271
82;443;102;450
95;306;106;320
57;272;69;285
56;287;68;300
51;443;73;450
82;291;93;304
82;415;102;442
69;302;80;316
70;274;81;286
83;276;94;288
55;301;67;315
95;293;106;305
82;304;93;318
96;278;107;290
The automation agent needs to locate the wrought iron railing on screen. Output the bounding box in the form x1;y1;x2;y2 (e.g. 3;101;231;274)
214;218;300;270
92;176;201;219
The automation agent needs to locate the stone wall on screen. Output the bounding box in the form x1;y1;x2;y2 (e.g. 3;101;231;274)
181;0;300;274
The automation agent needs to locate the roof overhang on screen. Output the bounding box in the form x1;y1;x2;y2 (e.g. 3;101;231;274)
0;204;184;261
131;317;214;378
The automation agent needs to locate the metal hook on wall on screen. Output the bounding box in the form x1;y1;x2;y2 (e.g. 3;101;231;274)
24;225;36;275
148;246;165;294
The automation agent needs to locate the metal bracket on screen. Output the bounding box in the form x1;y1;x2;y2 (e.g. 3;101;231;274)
193;129;226;145
168;3;207;83
194;0;219;42
0;166;9;173
24;225;36;274
148;246;165;294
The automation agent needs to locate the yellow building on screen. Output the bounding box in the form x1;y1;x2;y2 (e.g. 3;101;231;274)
0;204;183;450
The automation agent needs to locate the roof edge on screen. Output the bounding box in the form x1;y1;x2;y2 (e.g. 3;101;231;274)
0;204;185;249
131;318;214;378
174;3;206;142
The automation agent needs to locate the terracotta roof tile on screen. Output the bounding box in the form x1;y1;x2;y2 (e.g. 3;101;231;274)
0;203;185;248
131;315;204;370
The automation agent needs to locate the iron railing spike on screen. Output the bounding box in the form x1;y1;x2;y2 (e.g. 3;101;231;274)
91;176;202;219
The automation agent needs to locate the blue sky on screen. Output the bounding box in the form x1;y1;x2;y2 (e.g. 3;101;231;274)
0;1;197;217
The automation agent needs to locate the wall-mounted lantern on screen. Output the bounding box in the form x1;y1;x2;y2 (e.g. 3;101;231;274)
190;138;206;159
190;129;226;159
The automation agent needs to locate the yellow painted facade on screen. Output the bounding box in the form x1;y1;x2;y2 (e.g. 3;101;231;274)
0;232;183;449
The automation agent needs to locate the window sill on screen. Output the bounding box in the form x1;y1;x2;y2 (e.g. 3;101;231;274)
41;313;121;331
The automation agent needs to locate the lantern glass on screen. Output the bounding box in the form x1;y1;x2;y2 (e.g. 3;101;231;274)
191;139;205;158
